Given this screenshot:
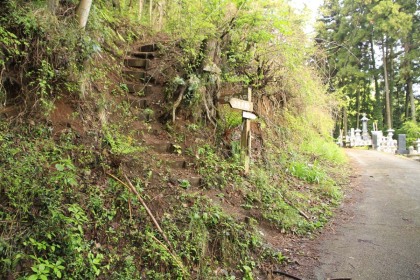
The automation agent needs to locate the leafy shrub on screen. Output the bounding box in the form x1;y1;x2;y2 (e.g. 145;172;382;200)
0;122;106;278
397;121;420;147
103;126;145;156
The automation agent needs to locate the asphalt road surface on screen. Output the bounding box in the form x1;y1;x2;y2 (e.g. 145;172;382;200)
313;149;420;280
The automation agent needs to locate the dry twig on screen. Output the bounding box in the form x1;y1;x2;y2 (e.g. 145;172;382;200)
148;234;189;276
106;172;174;252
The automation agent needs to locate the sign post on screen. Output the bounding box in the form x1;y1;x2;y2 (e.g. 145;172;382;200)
241;87;252;175
228;87;256;175
229;98;253;112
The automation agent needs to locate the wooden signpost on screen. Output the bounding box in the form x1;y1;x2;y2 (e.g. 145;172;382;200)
229;98;253;112
242;111;257;120
228;87;255;175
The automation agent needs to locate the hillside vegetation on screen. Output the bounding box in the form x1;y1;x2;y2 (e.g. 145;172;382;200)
0;0;347;279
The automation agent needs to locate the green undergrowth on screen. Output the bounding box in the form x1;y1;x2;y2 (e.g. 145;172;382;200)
245;161;343;234
0;121;284;279
232;110;348;235
195;144;243;189
103;125;145;156
0;0;140;113
187;120;346;236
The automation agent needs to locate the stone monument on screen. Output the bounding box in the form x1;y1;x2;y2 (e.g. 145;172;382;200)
361;113;370;141
397;134;408;154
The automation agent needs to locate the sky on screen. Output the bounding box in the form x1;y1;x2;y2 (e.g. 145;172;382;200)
289;0;324;35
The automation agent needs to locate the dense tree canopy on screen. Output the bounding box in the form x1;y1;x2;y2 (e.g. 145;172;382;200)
316;0;420;133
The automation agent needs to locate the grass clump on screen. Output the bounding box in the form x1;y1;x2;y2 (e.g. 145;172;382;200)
195;144;243;189
103;125;145;156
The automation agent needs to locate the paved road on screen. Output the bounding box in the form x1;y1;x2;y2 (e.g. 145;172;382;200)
313;149;420;280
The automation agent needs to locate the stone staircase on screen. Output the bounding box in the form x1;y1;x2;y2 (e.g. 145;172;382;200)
122;43;202;188
121;43;255;239
123;44;158;107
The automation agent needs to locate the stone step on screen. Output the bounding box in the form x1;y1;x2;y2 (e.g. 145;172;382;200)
123;69;146;79
123;70;154;83
168;176;202;188
124;58;150;69
147;142;189;155
129;51;155;59
126;83;144;94
164;159;187;169
130;98;149;109
145;172;201;187
126;83;156;96
138;98;149;109
189;177;202;187
137;107;156;122
142;84;161;96
139;44;158;52
126;96;150;109
143;85;154;95
179;176;202;188
149;143;172;153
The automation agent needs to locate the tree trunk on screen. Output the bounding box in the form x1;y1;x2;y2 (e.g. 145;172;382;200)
343;106;348;136
201;38;221;123
382;38;392;129
362;85;369;117
408;76;415;122
369;33;382;129
76;0;93;29
405;85;410;120
404;40;416;122
138;0;143;21
356;89;360;129
157;0;164;31
389;45;395;126
149;0;153;25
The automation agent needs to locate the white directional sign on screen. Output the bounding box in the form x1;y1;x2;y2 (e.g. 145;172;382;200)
229;98;253;112
242;111;257;120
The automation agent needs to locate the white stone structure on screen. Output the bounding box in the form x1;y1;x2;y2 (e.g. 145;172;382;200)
342;114;396;152
416;139;420;153
361;113;371;141
373;129;397;153
407;143;420;160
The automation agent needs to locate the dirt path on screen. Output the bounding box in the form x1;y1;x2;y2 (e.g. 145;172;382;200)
308;149;420;280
